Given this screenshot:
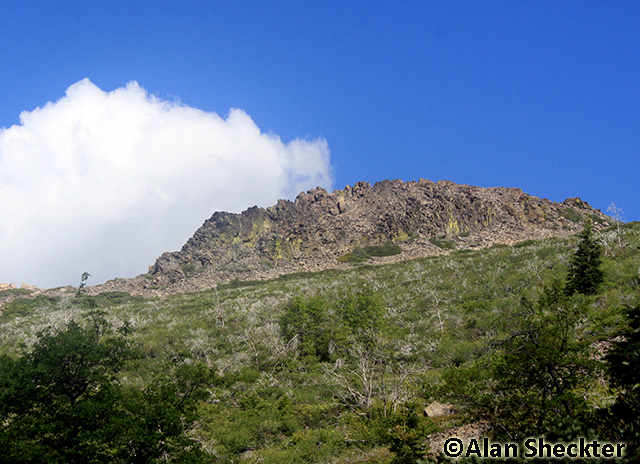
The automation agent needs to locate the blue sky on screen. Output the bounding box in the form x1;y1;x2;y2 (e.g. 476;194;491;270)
0;1;638;287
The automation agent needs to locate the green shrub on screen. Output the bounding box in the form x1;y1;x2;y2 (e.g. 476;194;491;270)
0;295;57;321
279;295;334;361
339;240;402;263
338;246;372;263
364;240;402;257
429;237;457;250
335;288;383;330
560;207;583;223
0;288;32;297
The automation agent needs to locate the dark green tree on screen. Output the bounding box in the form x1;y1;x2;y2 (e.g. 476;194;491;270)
601;304;640;461
442;284;600;439
490;299;596;438
565;221;604;296
0;315;210;464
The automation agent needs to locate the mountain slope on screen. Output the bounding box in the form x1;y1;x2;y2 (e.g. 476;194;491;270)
100;178;608;295
2;220;638;463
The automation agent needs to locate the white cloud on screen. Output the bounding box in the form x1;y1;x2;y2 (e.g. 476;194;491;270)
0;79;332;288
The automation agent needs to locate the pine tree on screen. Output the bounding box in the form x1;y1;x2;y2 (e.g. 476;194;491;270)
565;221;604;296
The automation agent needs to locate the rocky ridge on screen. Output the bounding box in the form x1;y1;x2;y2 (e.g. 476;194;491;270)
95;178;609;296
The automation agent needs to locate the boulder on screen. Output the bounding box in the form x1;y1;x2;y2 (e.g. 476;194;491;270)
20;283;39;291
424;400;454;418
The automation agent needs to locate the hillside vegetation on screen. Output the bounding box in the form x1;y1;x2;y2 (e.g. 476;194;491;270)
0;222;638;463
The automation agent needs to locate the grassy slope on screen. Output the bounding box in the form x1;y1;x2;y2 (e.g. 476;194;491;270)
1;223;638;463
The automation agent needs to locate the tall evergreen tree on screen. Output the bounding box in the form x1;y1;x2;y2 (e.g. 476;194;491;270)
565;221;604;296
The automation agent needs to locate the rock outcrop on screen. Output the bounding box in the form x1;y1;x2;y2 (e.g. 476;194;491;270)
96;179;609;296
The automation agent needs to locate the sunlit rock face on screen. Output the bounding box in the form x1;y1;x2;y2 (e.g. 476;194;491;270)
98;179;608;296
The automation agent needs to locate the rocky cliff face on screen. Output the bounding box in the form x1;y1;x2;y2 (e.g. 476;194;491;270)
98;179;609;295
